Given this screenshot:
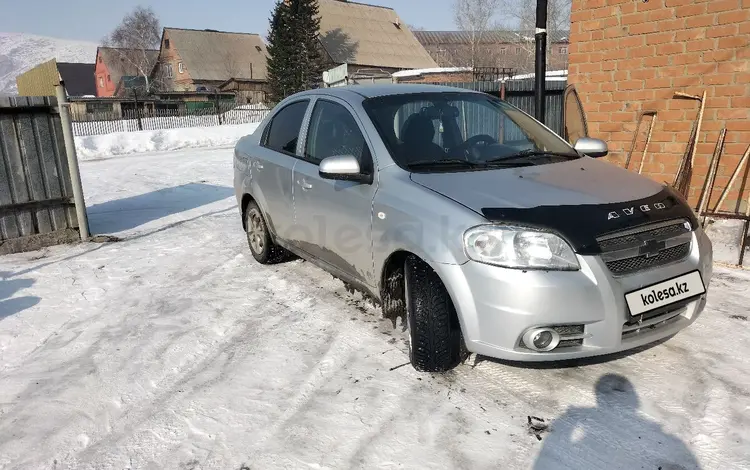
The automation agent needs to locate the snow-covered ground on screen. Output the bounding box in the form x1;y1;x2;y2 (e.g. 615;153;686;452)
74;123;260;160
0;148;749;470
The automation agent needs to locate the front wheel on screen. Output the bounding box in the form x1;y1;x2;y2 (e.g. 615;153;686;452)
404;256;463;372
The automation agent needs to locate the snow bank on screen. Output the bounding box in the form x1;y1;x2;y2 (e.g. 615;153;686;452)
392;67;471;78
74;123;260;160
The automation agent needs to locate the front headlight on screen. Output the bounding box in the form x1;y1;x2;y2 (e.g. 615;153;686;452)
463;225;580;270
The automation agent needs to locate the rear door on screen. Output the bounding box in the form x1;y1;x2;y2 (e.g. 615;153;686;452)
290;97;378;286
253;99;310;239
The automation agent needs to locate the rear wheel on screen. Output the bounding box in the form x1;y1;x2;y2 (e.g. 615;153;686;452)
245;201;289;264
404;256;463;372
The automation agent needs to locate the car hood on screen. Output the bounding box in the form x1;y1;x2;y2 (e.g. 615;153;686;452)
409;157;664;212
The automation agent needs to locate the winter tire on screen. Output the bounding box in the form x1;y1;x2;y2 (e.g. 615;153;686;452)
404;255;463;372
245;201;288;264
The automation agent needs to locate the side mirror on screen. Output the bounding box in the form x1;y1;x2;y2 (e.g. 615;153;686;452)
319;155;372;183
574;137;609;158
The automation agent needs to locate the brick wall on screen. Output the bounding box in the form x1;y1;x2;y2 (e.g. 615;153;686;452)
568;0;750;212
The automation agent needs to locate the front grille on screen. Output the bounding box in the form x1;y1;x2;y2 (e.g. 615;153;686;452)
557;339;584;348
606;243;690;275
598;221;690;251
552;325;584;336
622;304;688;340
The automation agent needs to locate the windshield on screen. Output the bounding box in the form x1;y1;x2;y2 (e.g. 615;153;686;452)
362;92;580;172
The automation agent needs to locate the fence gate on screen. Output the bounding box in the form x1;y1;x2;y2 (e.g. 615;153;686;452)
0;96;80;254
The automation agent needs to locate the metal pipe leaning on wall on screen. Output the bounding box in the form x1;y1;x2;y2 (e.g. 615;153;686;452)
713;144;750;214
696;129;726;226
624;110;656;172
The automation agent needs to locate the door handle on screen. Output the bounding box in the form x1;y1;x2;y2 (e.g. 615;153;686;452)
252;160;264;169
299;178;313;190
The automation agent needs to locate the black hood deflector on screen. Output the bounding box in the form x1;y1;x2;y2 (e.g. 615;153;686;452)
481;186;698;255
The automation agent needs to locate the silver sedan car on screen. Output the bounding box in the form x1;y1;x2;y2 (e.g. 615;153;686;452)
233;84;713;372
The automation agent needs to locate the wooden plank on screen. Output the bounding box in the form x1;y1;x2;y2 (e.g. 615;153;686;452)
34;112;68;231
0;114;21;239
16;114;53;234
0;114;34;236
0;197;73;215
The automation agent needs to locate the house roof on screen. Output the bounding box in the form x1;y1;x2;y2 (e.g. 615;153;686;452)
98;47;159;87
317;0;437;70
162;28;268;81
114;76;147;96
413;30;570;45
57;62;96;97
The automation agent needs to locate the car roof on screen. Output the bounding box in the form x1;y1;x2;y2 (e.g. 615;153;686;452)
295;84;483;100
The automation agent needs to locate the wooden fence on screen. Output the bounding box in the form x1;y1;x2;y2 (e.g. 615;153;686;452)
0;96;80;254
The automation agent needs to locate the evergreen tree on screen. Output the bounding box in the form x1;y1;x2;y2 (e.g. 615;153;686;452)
266;0;325;104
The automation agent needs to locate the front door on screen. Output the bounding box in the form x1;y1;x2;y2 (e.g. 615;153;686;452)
291;98;378;286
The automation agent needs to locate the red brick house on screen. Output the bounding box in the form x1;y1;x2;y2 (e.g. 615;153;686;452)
95;47;159;97
151;28;268;93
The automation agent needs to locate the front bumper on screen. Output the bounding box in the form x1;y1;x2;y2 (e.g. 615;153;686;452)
435;227;713;361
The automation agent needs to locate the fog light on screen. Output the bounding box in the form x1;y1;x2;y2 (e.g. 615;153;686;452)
533;331;553;349
522;328;561;352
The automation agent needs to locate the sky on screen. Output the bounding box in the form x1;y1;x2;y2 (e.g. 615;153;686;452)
0;0;457;43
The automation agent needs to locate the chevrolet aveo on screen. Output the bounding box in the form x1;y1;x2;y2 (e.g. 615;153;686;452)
233;84;713;372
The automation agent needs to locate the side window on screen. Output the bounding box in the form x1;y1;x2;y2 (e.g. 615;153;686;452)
305;100;369;165
264;100;309;155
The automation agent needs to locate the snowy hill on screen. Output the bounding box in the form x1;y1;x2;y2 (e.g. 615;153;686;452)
0;32;98;95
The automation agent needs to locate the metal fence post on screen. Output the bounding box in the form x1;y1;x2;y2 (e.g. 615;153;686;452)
55;84;90;240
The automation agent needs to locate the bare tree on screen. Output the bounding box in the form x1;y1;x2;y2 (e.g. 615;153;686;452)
453;0;500;68
104;6;161;92
497;0;572;71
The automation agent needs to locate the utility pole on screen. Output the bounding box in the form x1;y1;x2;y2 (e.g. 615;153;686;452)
535;0;548;124
55;83;90;241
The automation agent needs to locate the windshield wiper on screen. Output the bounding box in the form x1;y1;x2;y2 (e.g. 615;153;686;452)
484;149;578;164
406;159;478;169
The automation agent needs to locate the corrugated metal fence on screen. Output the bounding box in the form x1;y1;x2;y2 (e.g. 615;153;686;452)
0;96;79;253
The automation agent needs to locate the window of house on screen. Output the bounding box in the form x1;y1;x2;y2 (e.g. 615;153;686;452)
165;39;170;48
263;100;310;155
559;46;568;54
107;74;111;82
166;64;173;78
98;56;102;63
515;47;522;54
178;62;184;74
305;100;369;165
499;47;508;55
86;102;113;114
99;77;104;88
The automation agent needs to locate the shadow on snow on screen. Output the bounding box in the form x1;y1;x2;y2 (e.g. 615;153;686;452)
86;183;234;234
534;373;701;470
0;272;40;320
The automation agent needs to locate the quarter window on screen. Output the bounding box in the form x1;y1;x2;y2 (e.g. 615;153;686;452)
305;100;368;165
264;100;309;155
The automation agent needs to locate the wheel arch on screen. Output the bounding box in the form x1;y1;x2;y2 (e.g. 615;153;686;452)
240;193;255;230
380;250;461;330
